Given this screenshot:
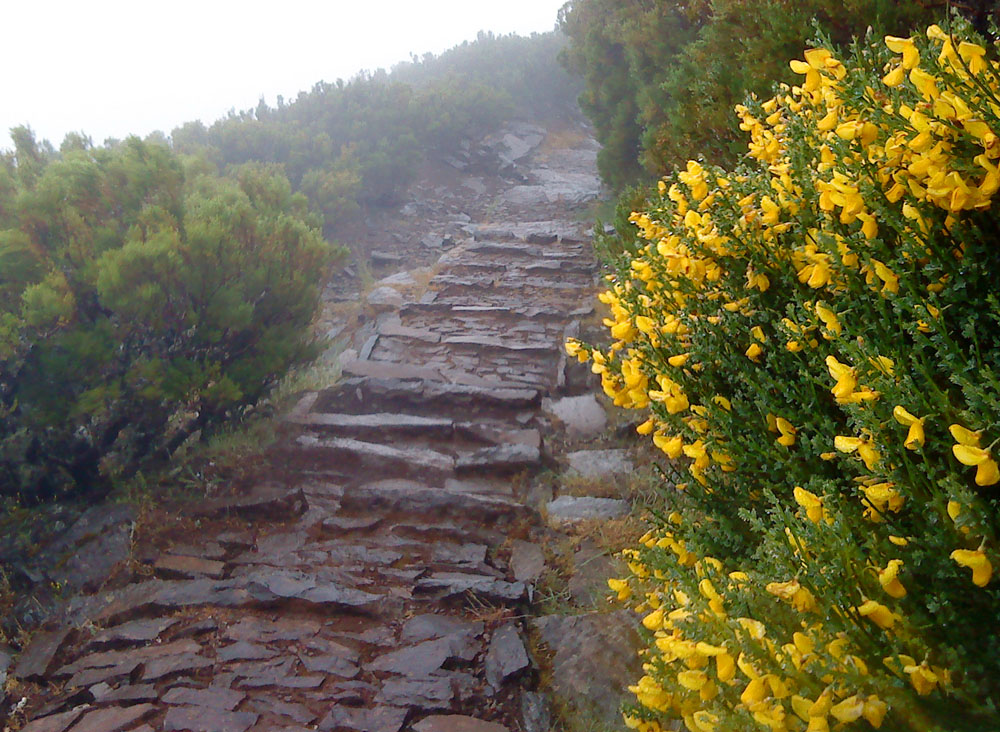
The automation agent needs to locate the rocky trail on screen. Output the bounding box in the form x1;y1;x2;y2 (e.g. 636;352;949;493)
3;122;641;732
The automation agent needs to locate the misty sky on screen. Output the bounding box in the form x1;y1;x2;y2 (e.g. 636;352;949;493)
1;0;568;151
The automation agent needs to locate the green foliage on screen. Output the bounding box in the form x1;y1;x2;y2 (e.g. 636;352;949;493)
0;133;333;503
559;0;948;188
573;20;1000;731
172;31;581;220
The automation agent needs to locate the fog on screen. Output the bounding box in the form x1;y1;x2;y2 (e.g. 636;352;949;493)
0;0;568;150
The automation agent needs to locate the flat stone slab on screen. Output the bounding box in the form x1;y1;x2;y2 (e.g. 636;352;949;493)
485;623;529;688
163;706;259;732
20;706;89;732
71;704;156;732
342;481;523;520
296;436;456;477
542;395;607;439
509;541;545;584
531;612;642;729
413;716;510;732
13;627;72;680
455;444;541;474
319;705;408;732
155;554;226;580
161;686;246;711
366;286;404;309
546;496;629;526
565;449;632;479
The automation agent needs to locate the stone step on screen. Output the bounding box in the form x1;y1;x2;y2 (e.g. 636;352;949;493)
400;303;576;321
295;436;457;481
314;377;540;416
339;480;527;521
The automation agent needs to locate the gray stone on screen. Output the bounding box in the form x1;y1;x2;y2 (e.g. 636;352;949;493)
85;617;179;649
191;484;305;520
565;449;632;480
531;612;642;729
569;541;624;607
20;706;90;732
296;436;455;478
70;704;156;732
93;684;158;704
241;567;382;611
13;627;72;680
484;623;529;688
416;573;526;603
542;395;607;439
342;481;523;520
216;641;276;662
59;523;132;593
370;250;403;266
319;705;408;732
378;675;454;710
163;706;259;732
298;653;360;678
366;286;404;309
399;615;484;645
162;685;246;710
546;496;629;526
155;554;226;580
412;716;510;732
455;444;541;474
368;638;452;676
509;541;545;584
520;692;552;732
141;652;213;681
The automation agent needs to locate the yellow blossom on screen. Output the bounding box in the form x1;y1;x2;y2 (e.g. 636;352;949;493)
951;549;993;587
892;405;925;449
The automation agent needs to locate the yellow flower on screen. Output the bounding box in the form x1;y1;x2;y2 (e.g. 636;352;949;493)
952;442;1000;486
793;486;824;523
746;342;763;362
776;418;797;447
951;549;993;587
766;579;817;612
835;434;881;470
862;695;888;728
885;35;920;69
814;302;841;337
877;559;907;598
856;599;899;629
608;578;631;601
830;696;864;723
892;406;925;450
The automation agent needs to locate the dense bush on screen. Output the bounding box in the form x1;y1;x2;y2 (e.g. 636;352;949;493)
570;20;1000;731
559;0;957;187
0;132;334;502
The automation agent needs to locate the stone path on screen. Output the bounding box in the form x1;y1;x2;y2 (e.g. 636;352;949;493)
6;126;641;732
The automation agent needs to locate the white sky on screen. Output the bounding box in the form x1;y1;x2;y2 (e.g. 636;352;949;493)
0;0;568;151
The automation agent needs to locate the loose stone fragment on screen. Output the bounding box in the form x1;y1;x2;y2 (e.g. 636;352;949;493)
484;623;530;687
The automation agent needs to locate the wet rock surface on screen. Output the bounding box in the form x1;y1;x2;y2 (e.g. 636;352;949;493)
8;122;640;732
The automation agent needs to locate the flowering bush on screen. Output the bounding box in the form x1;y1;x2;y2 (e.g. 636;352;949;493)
569;21;1000;732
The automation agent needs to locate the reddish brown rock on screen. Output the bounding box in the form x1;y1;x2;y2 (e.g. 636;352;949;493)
70;703;155;732
412;716;510;732
155;555;227;580
163;706;259;732
19;706;89;732
13;627;72;680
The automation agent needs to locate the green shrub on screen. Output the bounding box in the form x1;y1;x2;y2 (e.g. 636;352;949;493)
0;134;334;502
571;20;1000;731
